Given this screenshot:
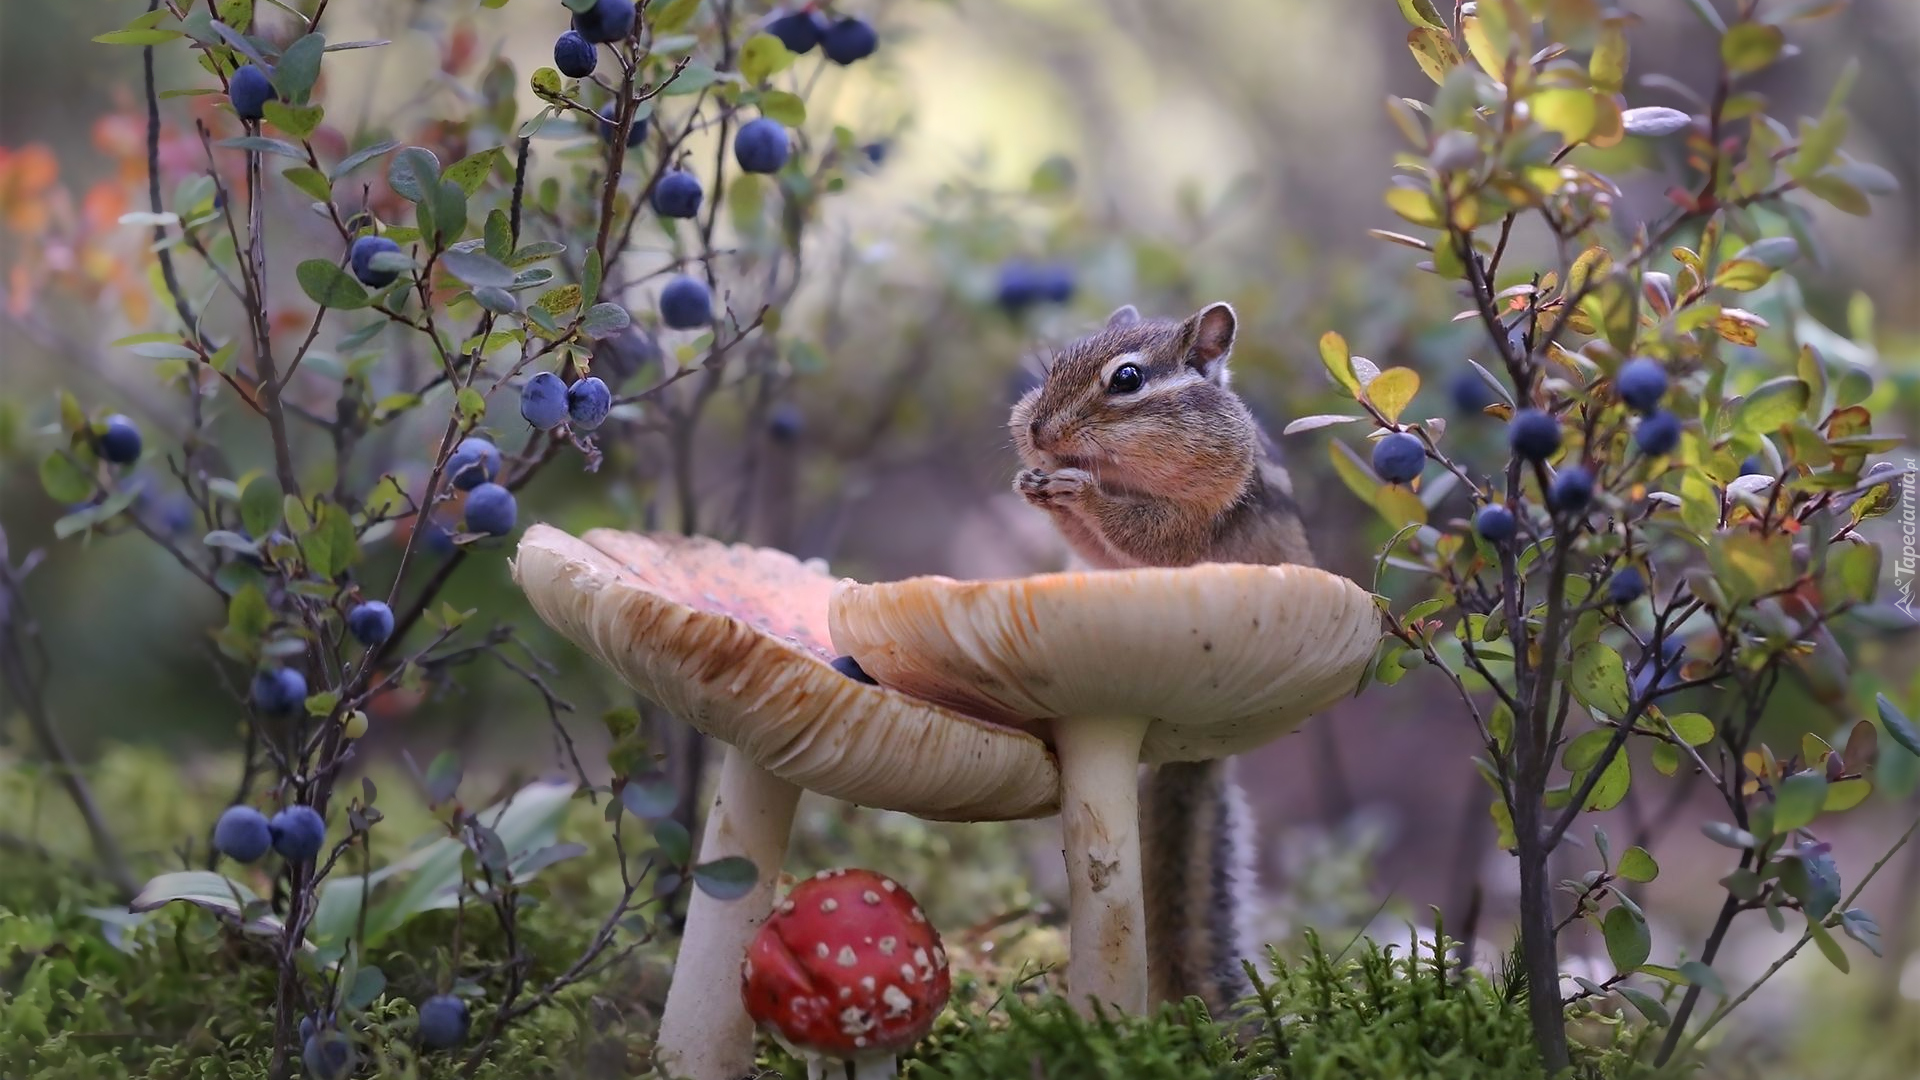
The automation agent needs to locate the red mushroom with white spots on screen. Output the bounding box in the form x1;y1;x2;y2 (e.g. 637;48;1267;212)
742;868;951;1080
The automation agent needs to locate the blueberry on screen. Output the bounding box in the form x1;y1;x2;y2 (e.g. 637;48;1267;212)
251;667;309;716
767;9;828;53
1036;264;1075;303
229;64;277;122
821;17;878;64
449;437;501;490
1475;503;1517;543
520;372;570;429
423;517;457;556
597;104;649;148
270;805;327;862
301;1030;355;1080
1607;566;1646;605
567;376;612;430
768;403;803;443
349;235;403;288
1631;636;1685;700
1634;409;1681;456
418;994;471;1049
464;482;517;537
831;655;878;685
1507;409;1563;462
99;414;142;465
571;0;637;44
659;275;713;329
733;118;791;174
1371;432;1426;485
347;601;395;646
553;30;598;79
861;141;888;166
215;805;273;862
651;170;704;218
1450;370;1498;414
1739;455;1765;476
995;262;1074;311
1548;465;1595;513
1616;358;1669;413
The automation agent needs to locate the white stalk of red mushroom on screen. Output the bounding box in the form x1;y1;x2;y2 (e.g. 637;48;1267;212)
743;869;951;1080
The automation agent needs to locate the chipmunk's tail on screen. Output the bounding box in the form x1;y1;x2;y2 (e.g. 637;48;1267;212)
1142;758;1258;1023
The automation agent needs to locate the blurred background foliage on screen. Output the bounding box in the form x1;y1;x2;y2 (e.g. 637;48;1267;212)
2;0;1918;1076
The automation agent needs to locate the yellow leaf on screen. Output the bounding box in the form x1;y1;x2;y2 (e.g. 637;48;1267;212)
1320;332;1360;396
1712;308;1768;347
1406;27;1462;84
1587;95;1625;148
1367;368;1421;422
1715;260;1774;292
1590;21;1629;94
1460;13;1514;81
1532;88;1600;143
1385;186;1442;228
1822;778;1871;813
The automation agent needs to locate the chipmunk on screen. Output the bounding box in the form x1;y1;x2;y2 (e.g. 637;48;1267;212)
1010;301;1314;1022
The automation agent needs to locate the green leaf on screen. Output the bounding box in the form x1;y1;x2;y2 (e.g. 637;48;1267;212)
1702;821;1756;849
272;32;327;104
388;146;442;204
329;139;400;182
653;819;692;866
1721;22;1785;75
1395;0;1447;29
759;90;806;127
130;871;286;938
427;179;468;245
227;584;272;641
1570;643;1631;717
1320;332;1360;396
1531;88;1599;143
619;774;678;820
1807;915;1850;973
282;165;333;202
443;147;501;197
1603;904;1651;972
1665;712;1715;746
1617;986;1670;1026
295;259;371;310
537;284;583;319
240;476;283;539
692;856;760;900
1616;846;1659;883
738;33;796;85
344;965;386;1011
261;102;324;140
95;28;186;46
438;249;515;288
1821;540;1879;605
1773;770;1828;832
219;136;307;160
1804;171;1871;215
1582;752;1631;812
1735;377;1810;434
1366;368;1420;422
582;303;631;339
39;452;93;504
308;502;356;579
652;0;702;32
483;209;512;263
1678;960;1726;996
1876;694;1920;758
455;386;487;425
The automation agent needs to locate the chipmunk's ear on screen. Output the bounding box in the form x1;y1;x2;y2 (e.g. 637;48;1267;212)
1183;302;1237;384
1105;304;1142;330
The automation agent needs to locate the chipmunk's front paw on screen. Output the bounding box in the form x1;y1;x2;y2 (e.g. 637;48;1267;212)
1016;467;1093;508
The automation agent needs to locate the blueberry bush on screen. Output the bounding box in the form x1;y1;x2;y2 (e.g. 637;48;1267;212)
1292;0;1912;1072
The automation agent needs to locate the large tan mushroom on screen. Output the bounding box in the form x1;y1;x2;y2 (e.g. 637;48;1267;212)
828;564;1380;1016
512;525;1059;1080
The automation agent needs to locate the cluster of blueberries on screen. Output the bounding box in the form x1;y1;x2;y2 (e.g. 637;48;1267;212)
765;7;879;65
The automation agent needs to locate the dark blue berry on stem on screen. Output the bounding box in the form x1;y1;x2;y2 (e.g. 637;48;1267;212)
301;1031;354;1080
1616;357;1669;413
554;30;598;78
651;170;703;218
597;105;649;148
99;415;142;464
572;0;637;44
767;9;828;53
769;403;803;443
1634;409;1681;456
251;667;308;716
350;235;403;288
347;600;395;646
269;805;327;862
1371;432;1426;485
520;372;570;429
733;118;791;174
214;805;272;862
1607;566;1646;605
464;483;517;537
418;995;472;1049
1450;370;1498;414
447;436;501;490
1475;503;1517;543
567;376;612;430
821;17;878;64
1508;408;1562;462
1548;465;1595;513
229;65;277;121
659;275;713;329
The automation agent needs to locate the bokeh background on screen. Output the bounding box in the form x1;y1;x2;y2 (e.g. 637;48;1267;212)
2;0;1918;1074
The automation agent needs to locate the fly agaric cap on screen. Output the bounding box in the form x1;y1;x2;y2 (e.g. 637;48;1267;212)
743;868;950;1067
512;525;1055;1080
828;564;1380;1016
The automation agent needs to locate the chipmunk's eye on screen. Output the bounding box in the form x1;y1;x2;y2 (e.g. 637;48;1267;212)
1106;363;1144;395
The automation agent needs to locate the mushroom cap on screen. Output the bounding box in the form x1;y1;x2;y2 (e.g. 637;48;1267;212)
512;525;1059;821
828;564;1382;763
742;868;951;1059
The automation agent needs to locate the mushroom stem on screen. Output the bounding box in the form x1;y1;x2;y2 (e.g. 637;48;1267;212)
851;1057;898;1080
1052;714;1152;1017
654;747;802;1080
